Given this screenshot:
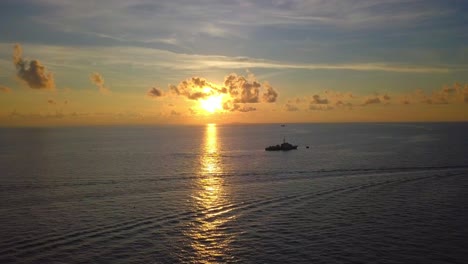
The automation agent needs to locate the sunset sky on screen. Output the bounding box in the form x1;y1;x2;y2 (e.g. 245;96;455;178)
0;0;467;126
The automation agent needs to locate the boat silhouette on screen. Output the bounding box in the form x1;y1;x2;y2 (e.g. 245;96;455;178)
265;137;298;151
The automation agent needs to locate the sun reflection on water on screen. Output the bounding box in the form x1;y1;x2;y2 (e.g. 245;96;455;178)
185;123;235;263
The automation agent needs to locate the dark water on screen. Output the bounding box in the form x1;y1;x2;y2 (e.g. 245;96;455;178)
0;123;467;263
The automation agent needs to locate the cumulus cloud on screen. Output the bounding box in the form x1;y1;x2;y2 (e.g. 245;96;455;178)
221;73;278;111
311;94;329;104
13;43;55;90
224;73;261;103
169;77;223;100
262;83;278;103
90;72;110;94
0;86;12;93
147;87;163;98
166;73;278;113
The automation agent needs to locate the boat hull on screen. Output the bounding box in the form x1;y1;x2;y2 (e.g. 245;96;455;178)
265;145;298;151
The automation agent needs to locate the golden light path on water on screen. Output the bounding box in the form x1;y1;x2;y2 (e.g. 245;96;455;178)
186;123;236;263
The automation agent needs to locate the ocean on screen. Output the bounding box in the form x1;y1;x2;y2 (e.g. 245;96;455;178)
0;123;467;263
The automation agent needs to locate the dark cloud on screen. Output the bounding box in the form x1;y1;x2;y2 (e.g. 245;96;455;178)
224;73;261;103
362;97;381;105
147;87;163;97
311;94;329;104
238;106;256;112
222;73;278;111
0;86;12;93
421;97;448;105
262;83;278;103
169;77;221;100
13;44;55;90
90;72;110;94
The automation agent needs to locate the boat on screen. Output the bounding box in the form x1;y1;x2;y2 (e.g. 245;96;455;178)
265;137;298;151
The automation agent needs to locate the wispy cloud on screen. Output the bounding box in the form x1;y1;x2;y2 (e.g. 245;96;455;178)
1;44;461;74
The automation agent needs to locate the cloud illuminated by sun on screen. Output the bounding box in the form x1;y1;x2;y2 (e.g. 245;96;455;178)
200;94;224;113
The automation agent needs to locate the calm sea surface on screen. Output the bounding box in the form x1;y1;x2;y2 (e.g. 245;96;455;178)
0;123;467;263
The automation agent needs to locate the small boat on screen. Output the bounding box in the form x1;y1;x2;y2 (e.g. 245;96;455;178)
265;137;298;151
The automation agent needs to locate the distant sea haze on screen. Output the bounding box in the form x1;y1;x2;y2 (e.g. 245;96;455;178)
0;123;467;263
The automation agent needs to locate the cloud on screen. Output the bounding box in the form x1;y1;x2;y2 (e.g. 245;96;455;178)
311;94;329;104
222;73;278;111
90;72;110;94
262;83;278;103
360;94;390;106
309;104;333;111
335;100;353;108
414;83;468;105
147;87;164;98
13;44;55;90
47;99;56;105
362;97;381;106
224;73;261;103
0;86;12;93
284;103;299;111
170;110;181;116
238;106;257;112
10;110;64;119
169;77;222;100
166;73;278;112
285;93;353;112
222;100;256;112
2;43;463;75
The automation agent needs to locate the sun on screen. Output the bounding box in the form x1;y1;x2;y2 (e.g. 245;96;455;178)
200;95;223;113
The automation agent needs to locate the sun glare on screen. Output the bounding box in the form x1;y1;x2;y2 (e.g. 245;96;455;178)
200;95;223;113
